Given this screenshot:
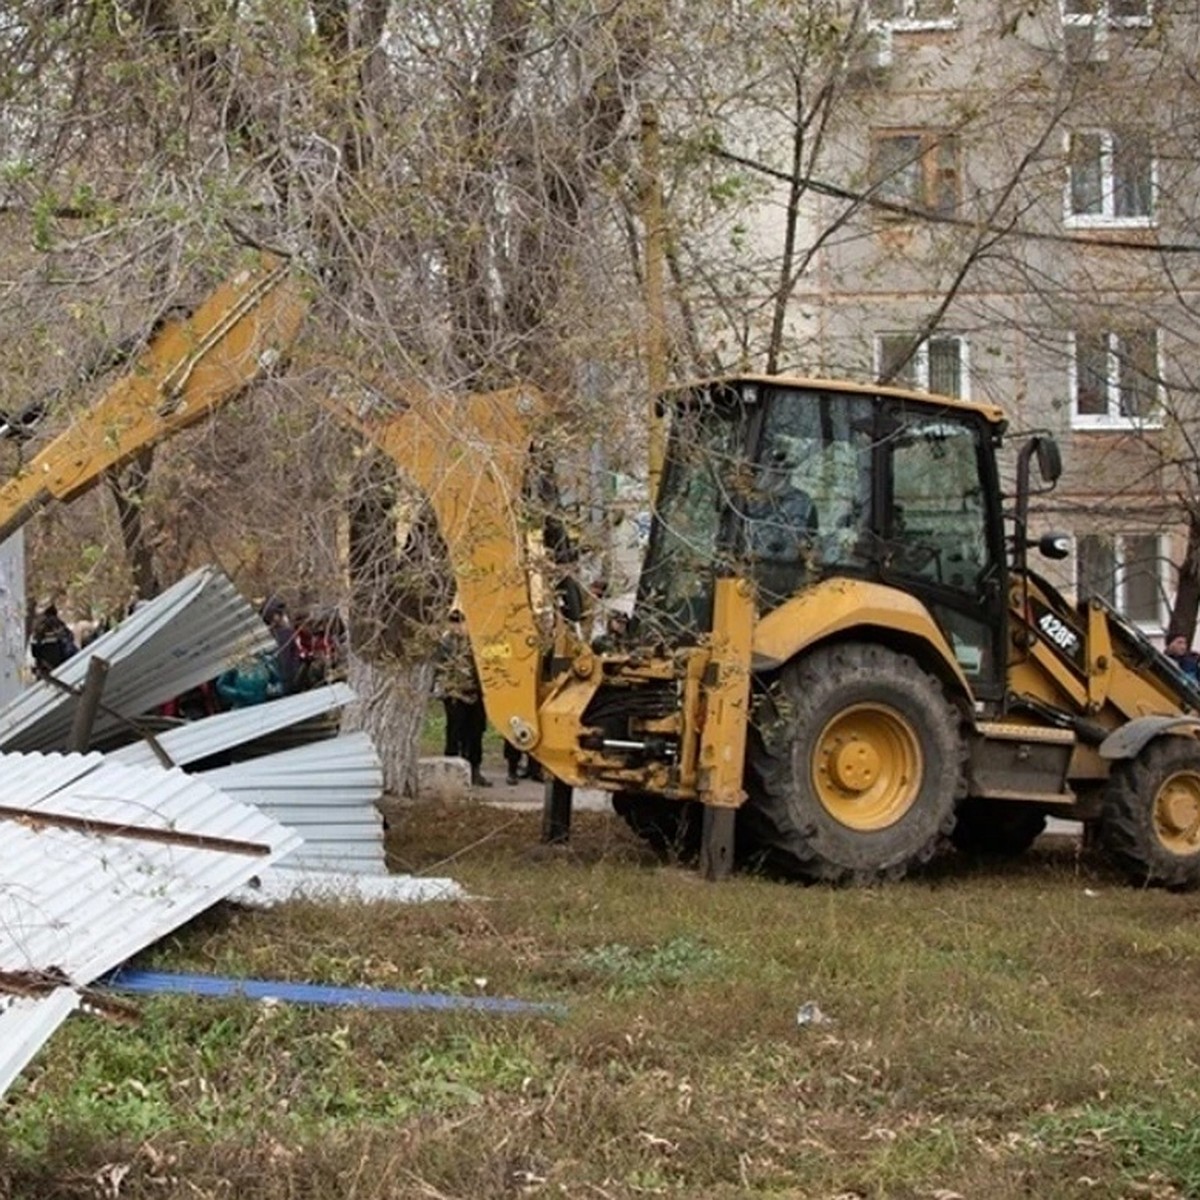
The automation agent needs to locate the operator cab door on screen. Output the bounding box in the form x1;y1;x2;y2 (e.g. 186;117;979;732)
728;383;1007;699
876;403;1008;701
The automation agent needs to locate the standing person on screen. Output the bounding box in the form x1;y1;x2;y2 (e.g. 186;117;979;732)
503;741;543;786
261;594;301;694
29;603;77;677
1165;631;1200;681
294;607;346;689
504;739;522;786
436;609;491;788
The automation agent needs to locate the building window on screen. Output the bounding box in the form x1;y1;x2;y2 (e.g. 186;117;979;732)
870;131;959;218
1062;0;1152;63
869;0;959;29
877;334;967;398
1066;129;1154;226
1076;532;1165;629
1070;328;1159;428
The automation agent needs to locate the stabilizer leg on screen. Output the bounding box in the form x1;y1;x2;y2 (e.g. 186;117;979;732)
542;777;573;844
700;806;735;881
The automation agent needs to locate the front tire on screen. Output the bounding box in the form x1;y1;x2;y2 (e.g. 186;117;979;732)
741;642;965;884
1101;737;1200;889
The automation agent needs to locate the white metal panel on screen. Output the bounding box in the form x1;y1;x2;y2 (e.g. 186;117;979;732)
110;683;356;769
0;991;79;1100
0;566;273;753
229;868;466;907
0;750;302;1097
0;749;105;799
201;732;386;874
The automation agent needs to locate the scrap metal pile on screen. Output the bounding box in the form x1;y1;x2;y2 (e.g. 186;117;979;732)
0;566;460;1098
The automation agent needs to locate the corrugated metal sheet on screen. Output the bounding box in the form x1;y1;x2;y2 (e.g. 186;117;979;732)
106;685;382;873
201;732;386;873
230;868;466;906
0;991;79;1099
0;566;273;753
110;682;356;769
0;750;302;1098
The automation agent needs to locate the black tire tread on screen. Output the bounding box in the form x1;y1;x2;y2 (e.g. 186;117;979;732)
741;641;966;884
1101;737;1200;890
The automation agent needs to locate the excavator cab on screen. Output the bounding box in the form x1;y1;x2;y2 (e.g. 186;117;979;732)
636;377;1010;698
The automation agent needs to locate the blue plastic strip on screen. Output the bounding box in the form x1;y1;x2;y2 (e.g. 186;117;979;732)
102;969;565;1017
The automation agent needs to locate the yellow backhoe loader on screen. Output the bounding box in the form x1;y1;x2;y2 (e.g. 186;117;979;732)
6;253;1200;888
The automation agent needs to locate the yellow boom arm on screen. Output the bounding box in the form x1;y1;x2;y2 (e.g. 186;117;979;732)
346;384;551;752
0;256;558;753
0;255;308;542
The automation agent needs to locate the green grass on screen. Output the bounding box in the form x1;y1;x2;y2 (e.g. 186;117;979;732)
5;802;1200;1199
420;700;447;755
1030;1102;1200;1196
419;699;508;757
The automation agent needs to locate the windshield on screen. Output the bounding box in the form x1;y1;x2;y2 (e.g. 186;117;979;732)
637;401;743;642
736;390;876;606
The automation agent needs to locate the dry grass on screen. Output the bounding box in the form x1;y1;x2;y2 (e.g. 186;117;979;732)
5;797;1200;1199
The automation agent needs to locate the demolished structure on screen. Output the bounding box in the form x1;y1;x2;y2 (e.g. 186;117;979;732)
0;565;417;1099
0;752;302;1096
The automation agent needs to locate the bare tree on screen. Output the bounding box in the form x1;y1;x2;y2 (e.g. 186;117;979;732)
641;0;1200;644
0;1;662;789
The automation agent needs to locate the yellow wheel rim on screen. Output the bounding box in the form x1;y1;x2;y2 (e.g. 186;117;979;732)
1153;770;1200;855
812;702;923;831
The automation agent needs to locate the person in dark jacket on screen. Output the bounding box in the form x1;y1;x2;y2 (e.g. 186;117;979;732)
1166;632;1200;681
261;594;301;693
435;610;491;787
29;604;77;677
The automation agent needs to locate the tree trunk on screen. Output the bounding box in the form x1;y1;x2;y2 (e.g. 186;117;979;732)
343;654;432;799
1169;507;1200;642
106;448;160;601
344;450;451;796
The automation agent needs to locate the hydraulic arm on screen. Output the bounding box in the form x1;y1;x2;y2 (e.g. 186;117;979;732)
0;255;307;543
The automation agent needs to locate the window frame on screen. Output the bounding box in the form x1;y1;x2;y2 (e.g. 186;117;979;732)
1068;328;1162;430
869;0;960;32
1062;0;1152;62
1064;128;1156;228
869;128;961;219
875;332;970;399
1074;530;1168;633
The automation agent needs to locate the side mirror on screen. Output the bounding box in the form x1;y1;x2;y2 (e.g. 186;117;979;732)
1037;531;1071;561
1034;436;1062;485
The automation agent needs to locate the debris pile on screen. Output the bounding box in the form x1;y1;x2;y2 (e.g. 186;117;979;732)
0;566;466;1099
0;752;301;1096
1;566;388;873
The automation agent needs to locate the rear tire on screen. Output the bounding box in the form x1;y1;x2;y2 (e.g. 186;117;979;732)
1101;737;1200;889
741;642;965;884
951;798;1047;858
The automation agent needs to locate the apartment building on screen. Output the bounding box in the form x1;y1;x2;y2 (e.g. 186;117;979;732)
766;0;1200;639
